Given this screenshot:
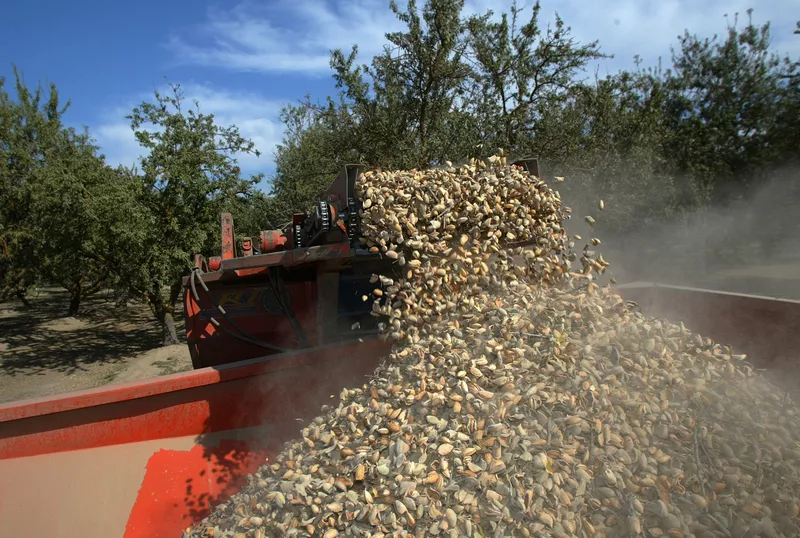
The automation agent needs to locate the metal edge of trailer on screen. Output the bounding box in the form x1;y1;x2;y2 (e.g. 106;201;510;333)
0;337;392;459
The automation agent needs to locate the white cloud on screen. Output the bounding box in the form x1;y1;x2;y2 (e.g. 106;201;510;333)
549;0;800;77
94;121;143;172
92;83;284;183
166;0;403;74
167;0;800;77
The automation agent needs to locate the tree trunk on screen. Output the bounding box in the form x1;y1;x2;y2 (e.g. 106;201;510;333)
151;278;183;346
15;289;31;310
67;286;82;317
160;310;180;346
151;300;180;346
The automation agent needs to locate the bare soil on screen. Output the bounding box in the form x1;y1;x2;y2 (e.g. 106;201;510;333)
0;288;191;404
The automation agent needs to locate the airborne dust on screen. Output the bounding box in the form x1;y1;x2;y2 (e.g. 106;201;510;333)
554;165;800;299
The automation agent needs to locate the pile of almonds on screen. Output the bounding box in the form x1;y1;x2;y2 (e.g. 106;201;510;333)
188;156;800;538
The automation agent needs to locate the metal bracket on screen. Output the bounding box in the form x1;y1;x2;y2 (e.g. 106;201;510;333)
512;158;540;178
221;213;235;260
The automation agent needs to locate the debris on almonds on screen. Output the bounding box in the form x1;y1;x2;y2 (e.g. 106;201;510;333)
187;156;800;538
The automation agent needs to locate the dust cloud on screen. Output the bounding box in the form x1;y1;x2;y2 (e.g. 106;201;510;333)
553;165;800;300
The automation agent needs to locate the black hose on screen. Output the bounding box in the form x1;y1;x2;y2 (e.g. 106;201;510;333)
191;269;288;354
189;268;200;303
269;269;310;348
209;317;288;353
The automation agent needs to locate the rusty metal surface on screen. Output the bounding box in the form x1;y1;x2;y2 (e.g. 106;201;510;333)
221;213;235;260
241;237;253;257
218;243;352;271
183;243;355;286
260;230;287;253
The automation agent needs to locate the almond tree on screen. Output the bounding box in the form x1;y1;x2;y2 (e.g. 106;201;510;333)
464;0;605;157
125;84;263;345
30;129;148;315
0;67;67;306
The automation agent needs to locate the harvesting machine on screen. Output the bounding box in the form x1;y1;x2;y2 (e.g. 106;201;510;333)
184;163;395;370
183;158;541;370
1;161;799;538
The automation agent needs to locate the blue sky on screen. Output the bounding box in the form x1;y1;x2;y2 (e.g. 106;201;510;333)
2;0;798;189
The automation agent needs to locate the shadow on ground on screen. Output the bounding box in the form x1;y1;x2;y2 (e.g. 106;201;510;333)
0;288;184;378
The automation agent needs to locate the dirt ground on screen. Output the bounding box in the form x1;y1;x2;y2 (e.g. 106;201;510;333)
0;288;192;404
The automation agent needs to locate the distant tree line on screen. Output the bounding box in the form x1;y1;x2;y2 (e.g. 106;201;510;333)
1;1;798;344
0;77;266;343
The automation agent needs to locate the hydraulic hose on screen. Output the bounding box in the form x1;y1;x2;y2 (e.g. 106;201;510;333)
268;269;310;348
190;269;288;353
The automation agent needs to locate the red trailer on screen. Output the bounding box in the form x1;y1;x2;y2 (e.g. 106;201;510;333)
0;337;393;538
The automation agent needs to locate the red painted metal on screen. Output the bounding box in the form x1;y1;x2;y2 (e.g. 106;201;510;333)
182;242;359;370
232;267;271;278
218;243;352;272
183;167;383;372
241;237;253;257
0;338;391;538
192;254;208;272
184;279;318;368
260;230;287;253
124;439;274;538
208;257;222;271
615;282;800;390
186;244;353;286
0;338;390;459
221;213;235;260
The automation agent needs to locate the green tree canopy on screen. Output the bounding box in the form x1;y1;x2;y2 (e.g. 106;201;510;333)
125;83;264;344
464;1;605;157
0;67;69;305
271;0;606;214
